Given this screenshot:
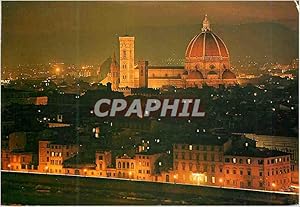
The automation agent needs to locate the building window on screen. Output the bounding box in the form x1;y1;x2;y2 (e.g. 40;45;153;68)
182;153;185;159
211;165;215;173
203;153;207;161
99;155;103;160
240;170;243;175
211;154;215;161
226;169;229;174
182;162;186;171
189;163;193;171
259;172;263;176
225;158;230;163
118;162;121;169
247;181;251;187
258;160;264;165
247;170;251;176
232;158;237;163
212;176;215;183
247;158;251;164
131;163;134;169
189;145;193;151
239;159;243;164
233;169;236;174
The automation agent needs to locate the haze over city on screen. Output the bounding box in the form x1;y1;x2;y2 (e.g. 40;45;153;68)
2;1;298;67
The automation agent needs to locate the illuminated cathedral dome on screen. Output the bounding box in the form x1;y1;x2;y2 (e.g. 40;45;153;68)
185;15;229;59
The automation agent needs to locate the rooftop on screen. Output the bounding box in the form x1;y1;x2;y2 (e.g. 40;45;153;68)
176;134;230;146
225;147;290;158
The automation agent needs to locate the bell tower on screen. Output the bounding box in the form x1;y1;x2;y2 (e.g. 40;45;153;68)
119;36;135;88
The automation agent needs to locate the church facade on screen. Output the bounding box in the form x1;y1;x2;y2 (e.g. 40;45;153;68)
102;15;237;90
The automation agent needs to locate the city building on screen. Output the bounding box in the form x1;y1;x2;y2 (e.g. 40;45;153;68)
243;133;298;185
134;152;162;181
173;136;232;185
116;154;136;179
101;15;237;89
38;140;79;173
224;147;291;191
173;135;291;191
95;150;113;177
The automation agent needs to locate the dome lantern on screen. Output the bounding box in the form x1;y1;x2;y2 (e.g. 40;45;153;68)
202;14;211;32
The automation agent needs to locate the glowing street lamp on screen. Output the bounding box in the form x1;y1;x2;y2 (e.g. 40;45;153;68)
45;166;49;172
219;178;224;187
173;174;178;184
129;171;132;180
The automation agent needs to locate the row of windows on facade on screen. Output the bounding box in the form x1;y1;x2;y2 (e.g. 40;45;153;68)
174;144;222;151
174;162;290;176
151;73;181;78
49;168;62;173
46;144;71;149
49;160;62;165
138;169;151;174
117;162;135;169
175;152;221;161
225;157;289;165
20;164;38;170
48;151;67;157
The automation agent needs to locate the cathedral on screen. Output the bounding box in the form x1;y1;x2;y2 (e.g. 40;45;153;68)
102;15;237;90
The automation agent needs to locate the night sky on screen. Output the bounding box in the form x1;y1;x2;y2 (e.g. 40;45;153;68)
2;1;298;67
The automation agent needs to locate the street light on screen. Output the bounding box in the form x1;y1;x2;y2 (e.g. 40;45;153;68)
129;171;132;180
173;174;178;184
45;166;49;174
272;182;276;189
219;178;224;187
84;168;87;176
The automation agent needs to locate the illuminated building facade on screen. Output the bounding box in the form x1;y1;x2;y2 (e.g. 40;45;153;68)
102;15;237;89
134;152;162;181
38;140;79;173
173;136;291;191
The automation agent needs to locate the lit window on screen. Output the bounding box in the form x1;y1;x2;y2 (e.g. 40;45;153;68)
247;158;251;164
189;145;193;151
275;158;278;163
245;142;248;147
232;158;237;163
212;176;215;183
